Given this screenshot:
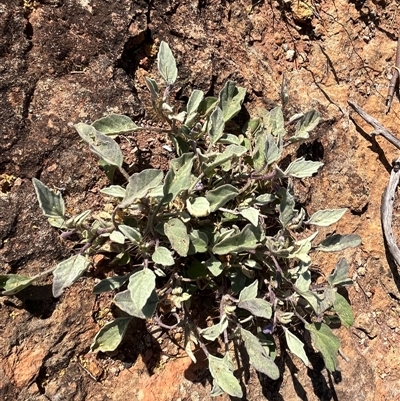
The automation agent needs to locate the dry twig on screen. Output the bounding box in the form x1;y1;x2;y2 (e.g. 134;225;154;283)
386;37;400;114
348;100;400;266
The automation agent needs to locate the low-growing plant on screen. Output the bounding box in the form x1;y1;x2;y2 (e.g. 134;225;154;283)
1;42;360;397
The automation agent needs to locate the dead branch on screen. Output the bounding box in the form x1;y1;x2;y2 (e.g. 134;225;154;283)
348;100;400;267
386;37;400;114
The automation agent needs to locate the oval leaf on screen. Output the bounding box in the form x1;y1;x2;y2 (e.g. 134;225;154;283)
333;292;354;328
90;317;132;353
238;298;272;319
308;208;347;227
186;197;210;217
238;280;258;302
164;218;190;257
52;254;89;298
114;289;158;319
284;328;310;367
318;234;362;252
89;131;123;168
93;275;130;294
128;269;156;310
92;114;139;135
157;41;177;85
152;246;175;266
0;275;37;296
284;157;324;178
206;184;239;212
118;225;142;245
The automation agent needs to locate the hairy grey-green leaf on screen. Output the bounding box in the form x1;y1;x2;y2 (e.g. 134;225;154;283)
240;328;280;379
74;122;96;143
255;193;276;205
186;197;210;217
219;81;246;123
206;184;239;212
283;328;310;367
185;89;204;127
92;114;139;135
164;218;190;256
208;355;243;398
52;254;89;298
145;77;159;99
0;275;37;296
209;107;225;144
128;269;156;310
32;178;65;228
93;274;130;294
120;169;163;208
294;110;321;140
263;106;286;138
213;224;260;255
265;133;283;166
199;315;228;341
284;157;324;178
295;270;311;292
238;280;258;302
118;225;142;245
109;230;125;244
189;230;208;254
203;145;247;175
318;234;362;252
238;298;272;319
333;292;354;328
218;134;241;145
305;322;340;372
162;153;194;203
204;255;223;276
327;258;353;287
100;185;126;198
198;96;218;117
279;188;297;228
114;288;158;319
152;246;175;266
90;317;132;353
157;41;177;85
308;208;347;227
239;207;260;227
89;131;123;168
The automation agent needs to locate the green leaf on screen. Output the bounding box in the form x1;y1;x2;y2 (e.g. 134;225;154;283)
189;230;208;254
74;122;96;143
238;280;258;302
89;131;123;168
203;145;247;175
90;317;131;353
198;96;218;117
93;275;130;294
318;234;362;252
208;355;243;398
110;230;125;244
333;292;354;328
308;208;347;227
239;207;259;227
32;178;65;228
263;106;286;137
164;218;190;256
278;187;297;228
92;114;139;135
186;197;210;217
219;81;246;122
157;41;177;85
265;133;283;166
213;224;260;255
284;157;324;178
120;169;163;208
209;107;225;145
128;269;156;310
283;328;310;368
118;225;142;246
199;315;228;341
305;322;340;372
255;193;276;205
327;258;353;287
100;185;126;198
52;254;89;298
145;77;159;99
185;89;204;127
238;298;272;319
204;255;223;276
294;110;321;140
240;328;280;379
162;153;194;203
113;289;158;319
0;275;37;296
152;246;175;266
206;184;239;212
